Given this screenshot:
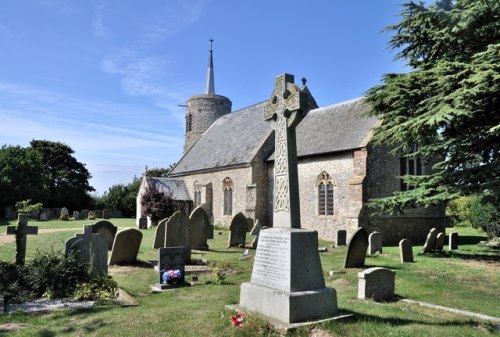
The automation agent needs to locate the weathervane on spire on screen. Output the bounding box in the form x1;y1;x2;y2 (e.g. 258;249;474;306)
205;38;215;95
209;38;214;50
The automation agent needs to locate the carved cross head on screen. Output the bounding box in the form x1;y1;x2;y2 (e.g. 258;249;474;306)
263;74;308;128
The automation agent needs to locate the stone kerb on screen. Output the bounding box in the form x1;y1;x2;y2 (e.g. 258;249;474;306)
109;228;143;265
227;212;247;248
358;267;395;301
188;206;209;251
343;227;369;268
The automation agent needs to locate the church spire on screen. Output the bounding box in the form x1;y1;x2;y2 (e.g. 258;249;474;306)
205;38;215;95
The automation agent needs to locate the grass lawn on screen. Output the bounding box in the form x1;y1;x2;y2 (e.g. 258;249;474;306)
0;219;499;336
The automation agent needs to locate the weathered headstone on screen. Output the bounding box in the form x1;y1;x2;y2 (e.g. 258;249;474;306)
109;228;143;265
91;220;118;250
154;247;190;290
6;214;38;265
236;74;337;325
165;211;191;262
249;219;262;249
358;267;395;301
335;229;347;246
95;210;103;219
72;211;80;220
87;210;96;220
66;225;108;275
60;207;69;220
81;209;89;220
227;212;247;248
102;209;111;219
368;231;382;255
188;206;209;250
399;239;414;263
449;232;458;250
39;213;48;221
153;217;168;249
435;232;445;251
138;217;148;230
343;227;369;268
422;228;438;253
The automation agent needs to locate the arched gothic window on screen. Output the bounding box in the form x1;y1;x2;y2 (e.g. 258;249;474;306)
223;177;233;216
317;172;334;216
186;113;193;132
400;143;423;191
193;181;202;208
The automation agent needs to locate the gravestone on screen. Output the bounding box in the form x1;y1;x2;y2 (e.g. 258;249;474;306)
422;228;438;253
91;220;118;250
236;74;337;325
72;211;80;220
399;239;414;263
449;232;458;250
358;267;395;301
227;212;247;248
343;227;369;268
0;294;4;313
153;217;168;249
60;207;69;220
165;211;191;262
102;209;111;219
249;219;262;249
95;210;103;219
189;206;209;250
368;231;382;255
87;210;96;220
154;247;190;290
109;228;143;265
435;232;445;251
336;229;347;247
66;225;108;275
6;214;38;265
138;217;147;229
39;213;48;221
81;209;89;220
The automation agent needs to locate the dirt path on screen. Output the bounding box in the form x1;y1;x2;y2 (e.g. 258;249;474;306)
0;228;80;246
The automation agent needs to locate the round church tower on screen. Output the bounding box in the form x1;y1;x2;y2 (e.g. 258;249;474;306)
184;40;232;153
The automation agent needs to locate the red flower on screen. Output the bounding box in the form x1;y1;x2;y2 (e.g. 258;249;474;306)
230;312;245;327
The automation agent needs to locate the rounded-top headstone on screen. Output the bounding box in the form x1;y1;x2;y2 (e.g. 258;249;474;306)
153;217;168;249
91;220;118;250
228;212;248;248
109;228;143;265
189;206;209;251
343;227;369;268
165;211;191;262
399;238;413;263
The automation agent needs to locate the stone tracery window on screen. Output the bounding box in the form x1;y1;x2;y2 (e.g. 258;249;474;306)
193;181;202;208
400;143;423;191
317;172;334;216
223;177;233;216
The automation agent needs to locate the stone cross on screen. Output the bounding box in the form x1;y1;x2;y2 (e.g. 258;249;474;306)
264;74;309;228
7;214;38;265
66;224;108;275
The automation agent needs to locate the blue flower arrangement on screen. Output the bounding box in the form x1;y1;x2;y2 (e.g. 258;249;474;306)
161;269;182;284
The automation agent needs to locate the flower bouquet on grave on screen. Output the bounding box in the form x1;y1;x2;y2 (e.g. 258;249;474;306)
161;269;183;285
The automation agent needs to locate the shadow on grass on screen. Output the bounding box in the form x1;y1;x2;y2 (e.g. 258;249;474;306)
423;250;499;262
459;235;487;245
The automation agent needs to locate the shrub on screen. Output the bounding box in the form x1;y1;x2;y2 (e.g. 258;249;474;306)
446;196;477;227
73;275;118;301
471;196;499;239
0;261;35;303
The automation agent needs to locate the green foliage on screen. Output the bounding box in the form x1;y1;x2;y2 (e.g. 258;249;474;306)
145;163;176;177
23;248;89;299
97;177;141;217
365;0;500;213
0;145;44;207
73;275;118;301
0;261;34;303
446;195;477;227
141;184;176;225
15;199;43;215
471;195;499;238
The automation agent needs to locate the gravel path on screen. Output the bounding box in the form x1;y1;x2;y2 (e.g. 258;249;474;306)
6;298;94;313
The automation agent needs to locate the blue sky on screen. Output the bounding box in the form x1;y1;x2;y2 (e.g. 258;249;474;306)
0;0;413;194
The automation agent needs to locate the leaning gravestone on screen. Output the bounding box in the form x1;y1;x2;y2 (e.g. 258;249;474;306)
435;232;445;251
109;228;143;265
138;217;148;230
368;231;382;255
153;217;168;249
343;227;369;268
95;210;103;219
449;232;458;250
87;210;96;220
60;207;69;220
6;214;38;265
358;267;395;301
81;209;89;220
189;206;209;250
235;74;337;326
227;212;247;248
422;228;438;253
154;246;190;290
249;219;262;249
72;211;79;220
336;229;347;247
165;211;191;262
66;225;108;275
399;239;414;263
91;220;118;250
102;209;111;219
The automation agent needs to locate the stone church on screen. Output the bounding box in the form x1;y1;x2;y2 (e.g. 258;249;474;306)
137;45;445;244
